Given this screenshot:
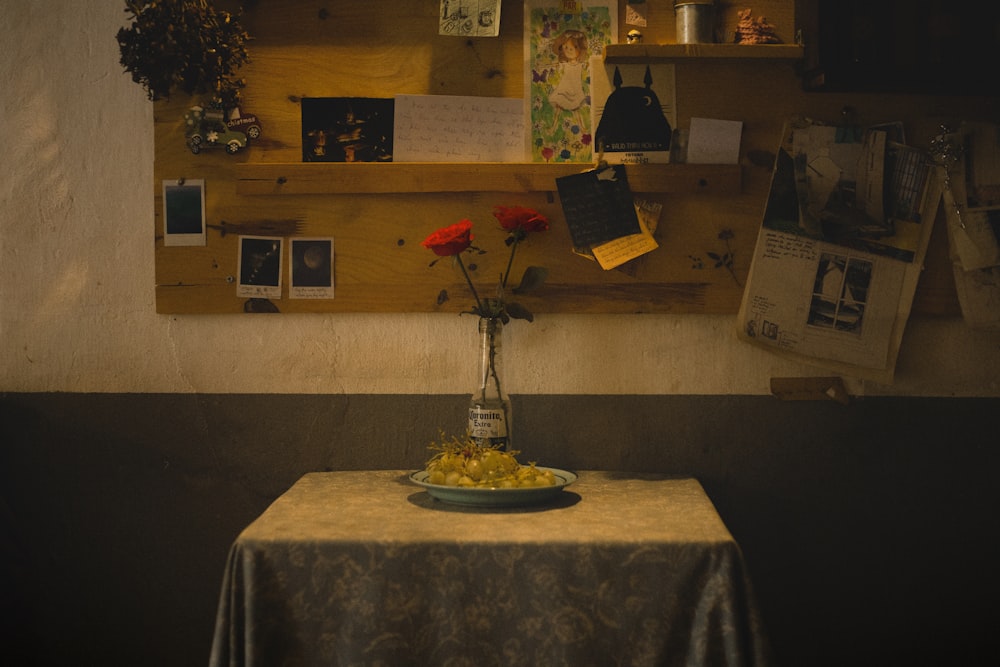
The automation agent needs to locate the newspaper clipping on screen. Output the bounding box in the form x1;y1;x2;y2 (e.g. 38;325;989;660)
737;118;941;383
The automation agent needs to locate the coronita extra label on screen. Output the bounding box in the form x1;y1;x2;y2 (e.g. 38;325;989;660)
468;404;509;449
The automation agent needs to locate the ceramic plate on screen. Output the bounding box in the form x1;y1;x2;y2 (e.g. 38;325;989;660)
409;467;578;507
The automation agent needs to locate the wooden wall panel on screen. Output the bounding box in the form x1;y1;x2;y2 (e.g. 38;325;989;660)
153;0;994;314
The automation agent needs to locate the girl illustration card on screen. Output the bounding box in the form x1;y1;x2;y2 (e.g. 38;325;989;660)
524;1;618;163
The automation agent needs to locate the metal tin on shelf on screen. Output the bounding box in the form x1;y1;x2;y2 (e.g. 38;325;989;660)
674;1;716;44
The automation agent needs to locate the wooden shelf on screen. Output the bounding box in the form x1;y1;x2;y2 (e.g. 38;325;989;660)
604;43;804;64
235;162;741;196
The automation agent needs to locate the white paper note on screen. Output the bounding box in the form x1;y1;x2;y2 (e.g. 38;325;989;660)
686;117;743;164
393;94;525;162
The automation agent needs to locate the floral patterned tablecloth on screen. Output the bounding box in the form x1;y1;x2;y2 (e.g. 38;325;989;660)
209;470;771;667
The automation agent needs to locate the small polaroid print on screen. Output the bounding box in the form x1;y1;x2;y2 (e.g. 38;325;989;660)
162;179;206;246
236;235;283;299
290;237;335;299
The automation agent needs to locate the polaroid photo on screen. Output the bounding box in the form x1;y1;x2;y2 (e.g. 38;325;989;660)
162;179;206;246
236;235;283;299
289;237;335;299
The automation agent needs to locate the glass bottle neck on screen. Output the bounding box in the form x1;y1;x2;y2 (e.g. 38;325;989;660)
475;317;505;400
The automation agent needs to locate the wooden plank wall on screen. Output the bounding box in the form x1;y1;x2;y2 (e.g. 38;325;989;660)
153;0;992;314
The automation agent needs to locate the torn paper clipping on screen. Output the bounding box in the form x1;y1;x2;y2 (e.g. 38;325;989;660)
439;0;501;37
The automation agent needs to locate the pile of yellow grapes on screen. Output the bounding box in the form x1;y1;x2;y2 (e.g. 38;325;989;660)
423;434;556;488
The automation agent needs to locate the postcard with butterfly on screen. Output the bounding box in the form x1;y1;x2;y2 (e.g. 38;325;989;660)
524;1;618;163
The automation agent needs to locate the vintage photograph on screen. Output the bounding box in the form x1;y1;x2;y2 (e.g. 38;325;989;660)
761;121;932;263
301;97;394;163
807;253;872;333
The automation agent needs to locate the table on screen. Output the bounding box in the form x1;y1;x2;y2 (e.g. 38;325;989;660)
209;471;771;667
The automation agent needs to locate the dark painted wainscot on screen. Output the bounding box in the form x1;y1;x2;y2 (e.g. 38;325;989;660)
3;393;998;666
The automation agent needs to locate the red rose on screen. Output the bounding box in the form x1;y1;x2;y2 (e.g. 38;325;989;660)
421;220;474;257
492;206;549;234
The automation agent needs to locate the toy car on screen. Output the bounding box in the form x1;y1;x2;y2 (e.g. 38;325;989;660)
184;106;248;154
226;107;262;140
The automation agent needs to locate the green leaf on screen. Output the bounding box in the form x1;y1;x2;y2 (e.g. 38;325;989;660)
512;266;548;294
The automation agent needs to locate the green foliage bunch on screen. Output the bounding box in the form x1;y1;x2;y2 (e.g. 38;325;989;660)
116;0;251;107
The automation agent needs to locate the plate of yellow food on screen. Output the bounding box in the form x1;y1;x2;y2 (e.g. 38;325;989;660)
409;436;577;507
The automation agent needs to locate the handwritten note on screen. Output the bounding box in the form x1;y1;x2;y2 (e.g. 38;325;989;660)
761;229;818;262
592;231;658;270
393;94;525;162
591;199;661;270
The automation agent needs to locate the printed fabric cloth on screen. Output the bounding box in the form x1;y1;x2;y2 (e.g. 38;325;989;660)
209;470;771;667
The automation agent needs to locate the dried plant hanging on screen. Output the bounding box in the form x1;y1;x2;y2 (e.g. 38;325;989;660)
116;0;251;107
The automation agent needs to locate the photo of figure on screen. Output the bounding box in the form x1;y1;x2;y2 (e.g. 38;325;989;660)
547;30;588;133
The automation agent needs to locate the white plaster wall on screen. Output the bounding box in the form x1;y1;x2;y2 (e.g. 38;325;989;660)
1;1;997;397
